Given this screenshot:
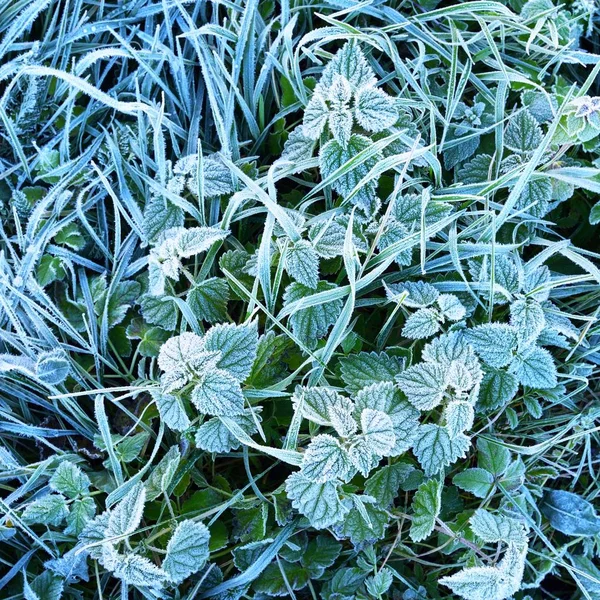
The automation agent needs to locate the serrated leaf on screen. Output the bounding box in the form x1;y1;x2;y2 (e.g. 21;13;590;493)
187;277;229;323
402;308;441;339
396;362;447;410
336;499;389;545
195;154;235;198
329;108;353;147
139;294;178;331
478;369;519;412
505;108;542;153
354;382;420;456
509;346;557;389
410;478;442;542
192;368;245;416
283;281;343;349
303;92;329;139
510;298;545;345
301;434;354;483
360;408;395;456
176;226;229;258
152;390;191;432
301;534;342;578
196;410;259;453
477;438;511;476
113;552;168;591
65;497;96;536
444;400;475;438
320;41;376;91
365;462;414;507
453;468;495;498
50;461;90;499
281;126;316;163
365;567;394;597
465;324;518;368
293;386;353;426
413;424;470;476
36;349;70;385
339;351;404;393
24;572;64;600
23;494;69;526
285;472;348;529
437;294;466;321
470;509;528;546
106;482;145;538
254;560;309;596
386;280;439;308
164;520;210;583
143;196;184;245
204;321;258;382
285;240;319;289
458;154;493;183
146;446;181;501
354;86;397;132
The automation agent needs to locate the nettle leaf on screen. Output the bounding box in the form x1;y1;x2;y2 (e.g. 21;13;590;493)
365;462;414;507
387;280;439;308
113;553;168;591
158;332;208;372
509;346;557;389
36;350;70;385
337;500;389;545
360;408;395;456
439;543;526;600
303;92;329;139
397;362;447;410
319;134;378;203
23;494;69;526
196;154;235;198
285;472;348;529
410;478;442;542
301;535;342;578
281;126;317;164
283;281;343;349
195;410;259;453
354;86;397;132
192;369;245;416
348;436;380;477
402;308;440;339
478;369;519;412
285;240;320;289
139;294;178;331
437;294;466;322
24;572;64;600
146;446;181;501
477;438;511;476
517;178;552;218
339;351;404;393
465;324;517;368
254;560;309;596
458;154;493;183
470;509;528;546
540;490;600;536
329;108;353;147
143;196;184;245
106;483;145;538
177;226;229;258
50;461;90;499
309;219;346;258
354;382;420;455
152;390;190;432
453;468;495;499
164;520;210;584
365;569;394;600
293;386;353;426
187;277;229;323
444;400;475;438
65;497;96;536
505;108;542;153
301;434;354;483
392;193;453;228
510;298;545;345
320;41;376;91
413;424;470;476
204;321;258;381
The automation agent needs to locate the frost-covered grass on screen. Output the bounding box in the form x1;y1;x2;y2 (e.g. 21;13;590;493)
1;0;600;599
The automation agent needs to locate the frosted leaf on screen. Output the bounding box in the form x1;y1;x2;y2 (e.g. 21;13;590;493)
187;277;229;324
64;497;96;536
509;346;557;389
465;324;518;368
329;108;353;147
23;494;69;527
470;509;528;547
510;298;545;345
386;281;439;308
402;308;440;339
437;294;466;321
396;362;448;410
204;321;258;382
163;520;210;584
360;408;396;456
50;461;90;499
152;390;191;432
113;553;168;591
303;92;329;139
285;472;348;529
444;400;475;438
195;410;260;453
505;108;542;153
285;240;320;289
191;368;245;416
339;350;404;393
409;478;442;542
478;369;519;412
157;332;206;372
292;386;354;427
301;434;354;483
106;483;145;538
320;41;376;91
327;74;352;106
348;436;380;478
413;424;470;476
447;360;474;393
145;446;181;501
354;86;397;132
281;126;317;164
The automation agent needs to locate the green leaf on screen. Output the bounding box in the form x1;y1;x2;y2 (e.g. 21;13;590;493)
300;434;354;483
410;478;442;542
354;86;397;132
24;571;64;600
402;308;441;339
396;362;448;410
204;321;258;382
478;369;519;412
300;534;342;578
285;240;320;289
477;438;511;476
285;472;348;529
191;369;245;416
36;254;65;286
65;497;96;536
320;41;376;90
365;462;414;507
195;411;259;453
106;482;145;537
470;509;528;546
339;351;405;394
145;446;181;501
465;324;518;368
36;350;70;385
139;294;178;331
23;494;69;526
54;222;85;250
143;196;184;244
444;400;475;438
505;108;543;153
336;500;389;545
509;346;557;389
540;490;600;536
283;281;343;349
365;568;394;597
152;390;191;432
113;552;168;591
590;200;600;225
412;424;470;476
187;277;230;323
50;461;90;499
254;561;309;596
164;520;211;584
360;408;396;456
453;468;494;498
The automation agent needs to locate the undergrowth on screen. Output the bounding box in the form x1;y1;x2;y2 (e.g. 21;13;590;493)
1;0;600;599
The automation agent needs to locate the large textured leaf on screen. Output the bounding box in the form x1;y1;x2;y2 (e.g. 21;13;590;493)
106;483;146;538
50;461;90;499
339;351;404;393
465;324;518;368
191;368;245;416
396;362;448;410
412;424;470;476
187;277;229;323
301;434;354;483
509;346;557;389
354;86;397;132
204;321;258;381
163;520;211;583
152;390;191;432
410;478;442;542
505;108;542;153
285;240;319;289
